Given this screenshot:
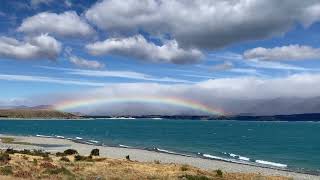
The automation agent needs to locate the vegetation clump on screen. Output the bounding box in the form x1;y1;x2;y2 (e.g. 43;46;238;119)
216;169;223;177
74;155;93;162
60;156;70;162
0;152;11;164
5;148;49;157
0;165;13;175
63;149;78;155
90;148;100;156
179;174;211;180
44;166;74;177
180;164;189;171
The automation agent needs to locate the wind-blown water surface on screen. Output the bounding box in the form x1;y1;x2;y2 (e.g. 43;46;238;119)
0;119;319;173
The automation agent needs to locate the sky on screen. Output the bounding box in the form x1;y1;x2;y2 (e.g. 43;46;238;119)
1;0;320;115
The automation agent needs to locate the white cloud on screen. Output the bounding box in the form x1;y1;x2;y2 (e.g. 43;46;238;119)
38;66;192;83
69;56;105;69
210;61;233;71
18;11;94;37
0;34;61;60
0;74;106;86
245;59;311;71
30;0;53;7
85;0;320;49
244;45;320;61
31;72;320;115
86;35;203;64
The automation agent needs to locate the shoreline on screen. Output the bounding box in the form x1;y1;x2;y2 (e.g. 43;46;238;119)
0;134;319;179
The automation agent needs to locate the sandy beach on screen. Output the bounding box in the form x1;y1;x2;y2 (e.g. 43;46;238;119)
0;135;319;180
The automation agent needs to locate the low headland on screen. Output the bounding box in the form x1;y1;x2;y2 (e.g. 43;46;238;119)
0;135;318;179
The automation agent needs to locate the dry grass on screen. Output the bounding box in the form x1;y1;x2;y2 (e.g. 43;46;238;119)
0;150;292;180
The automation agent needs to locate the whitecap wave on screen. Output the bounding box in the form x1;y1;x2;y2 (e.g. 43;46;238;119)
119;144;131;148
36;134;52;138
88;140;99;143
55;135;65;139
156;148;177;154
228;153;250;161
110;117;136;120
255;160;287;168
75;137;83;140
202;153;226;161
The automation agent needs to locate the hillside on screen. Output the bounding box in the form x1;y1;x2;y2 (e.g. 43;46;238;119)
0;109;79;119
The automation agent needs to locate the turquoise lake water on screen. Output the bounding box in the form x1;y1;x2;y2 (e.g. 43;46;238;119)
0;119;319;173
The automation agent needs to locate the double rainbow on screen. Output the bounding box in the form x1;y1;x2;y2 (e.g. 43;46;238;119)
53;96;226;115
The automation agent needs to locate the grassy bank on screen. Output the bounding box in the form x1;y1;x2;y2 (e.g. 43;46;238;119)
0;148;292;180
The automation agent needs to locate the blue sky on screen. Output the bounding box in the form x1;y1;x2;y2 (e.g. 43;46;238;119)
1;0;320;115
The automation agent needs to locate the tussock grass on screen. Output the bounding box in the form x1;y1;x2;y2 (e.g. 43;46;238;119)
0;149;292;180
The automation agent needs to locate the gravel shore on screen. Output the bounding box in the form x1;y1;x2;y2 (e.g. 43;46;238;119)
0;135;319;180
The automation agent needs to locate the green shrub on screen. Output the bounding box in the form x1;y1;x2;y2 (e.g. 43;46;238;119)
42;156;53;162
0;153;10;163
180;164;189;171
74;155;92;162
60;156;70;162
5;148;17;154
90;149;100;156
5;149;49;157
63;149;78;155
44;166;73;176
0;165;13;175
33;159;38;165
216;169;223;177
154;160;160;164
56;152;65;157
179;175;210;180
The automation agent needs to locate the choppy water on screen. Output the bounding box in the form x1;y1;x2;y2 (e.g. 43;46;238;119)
0;119;319;173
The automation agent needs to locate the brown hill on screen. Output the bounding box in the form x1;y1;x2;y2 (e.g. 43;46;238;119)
0;109;79;119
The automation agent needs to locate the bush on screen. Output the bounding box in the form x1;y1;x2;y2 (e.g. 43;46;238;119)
0;153;11;163
5;149;49;157
33;159;38;165
74;155;92;162
60;156;70;162
0;166;13;175
180;164;189;171
44;166;74;177
216;169;223;177
179;175;210;180
154;160;161;164
5;148;16;154
42;156;53;162
63;149;78;155
56;152;65;157
90;149;100;156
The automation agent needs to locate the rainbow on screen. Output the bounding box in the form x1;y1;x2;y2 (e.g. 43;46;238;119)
53;96;226;115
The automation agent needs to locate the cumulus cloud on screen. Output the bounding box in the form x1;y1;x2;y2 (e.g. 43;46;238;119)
243;45;320;61
18;11;94;37
29;73;320;116
85;0;320;49
69;56;105;69
0;34;61;60
86;35;203;64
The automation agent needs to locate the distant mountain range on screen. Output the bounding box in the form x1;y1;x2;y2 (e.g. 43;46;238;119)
1;103;320;121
